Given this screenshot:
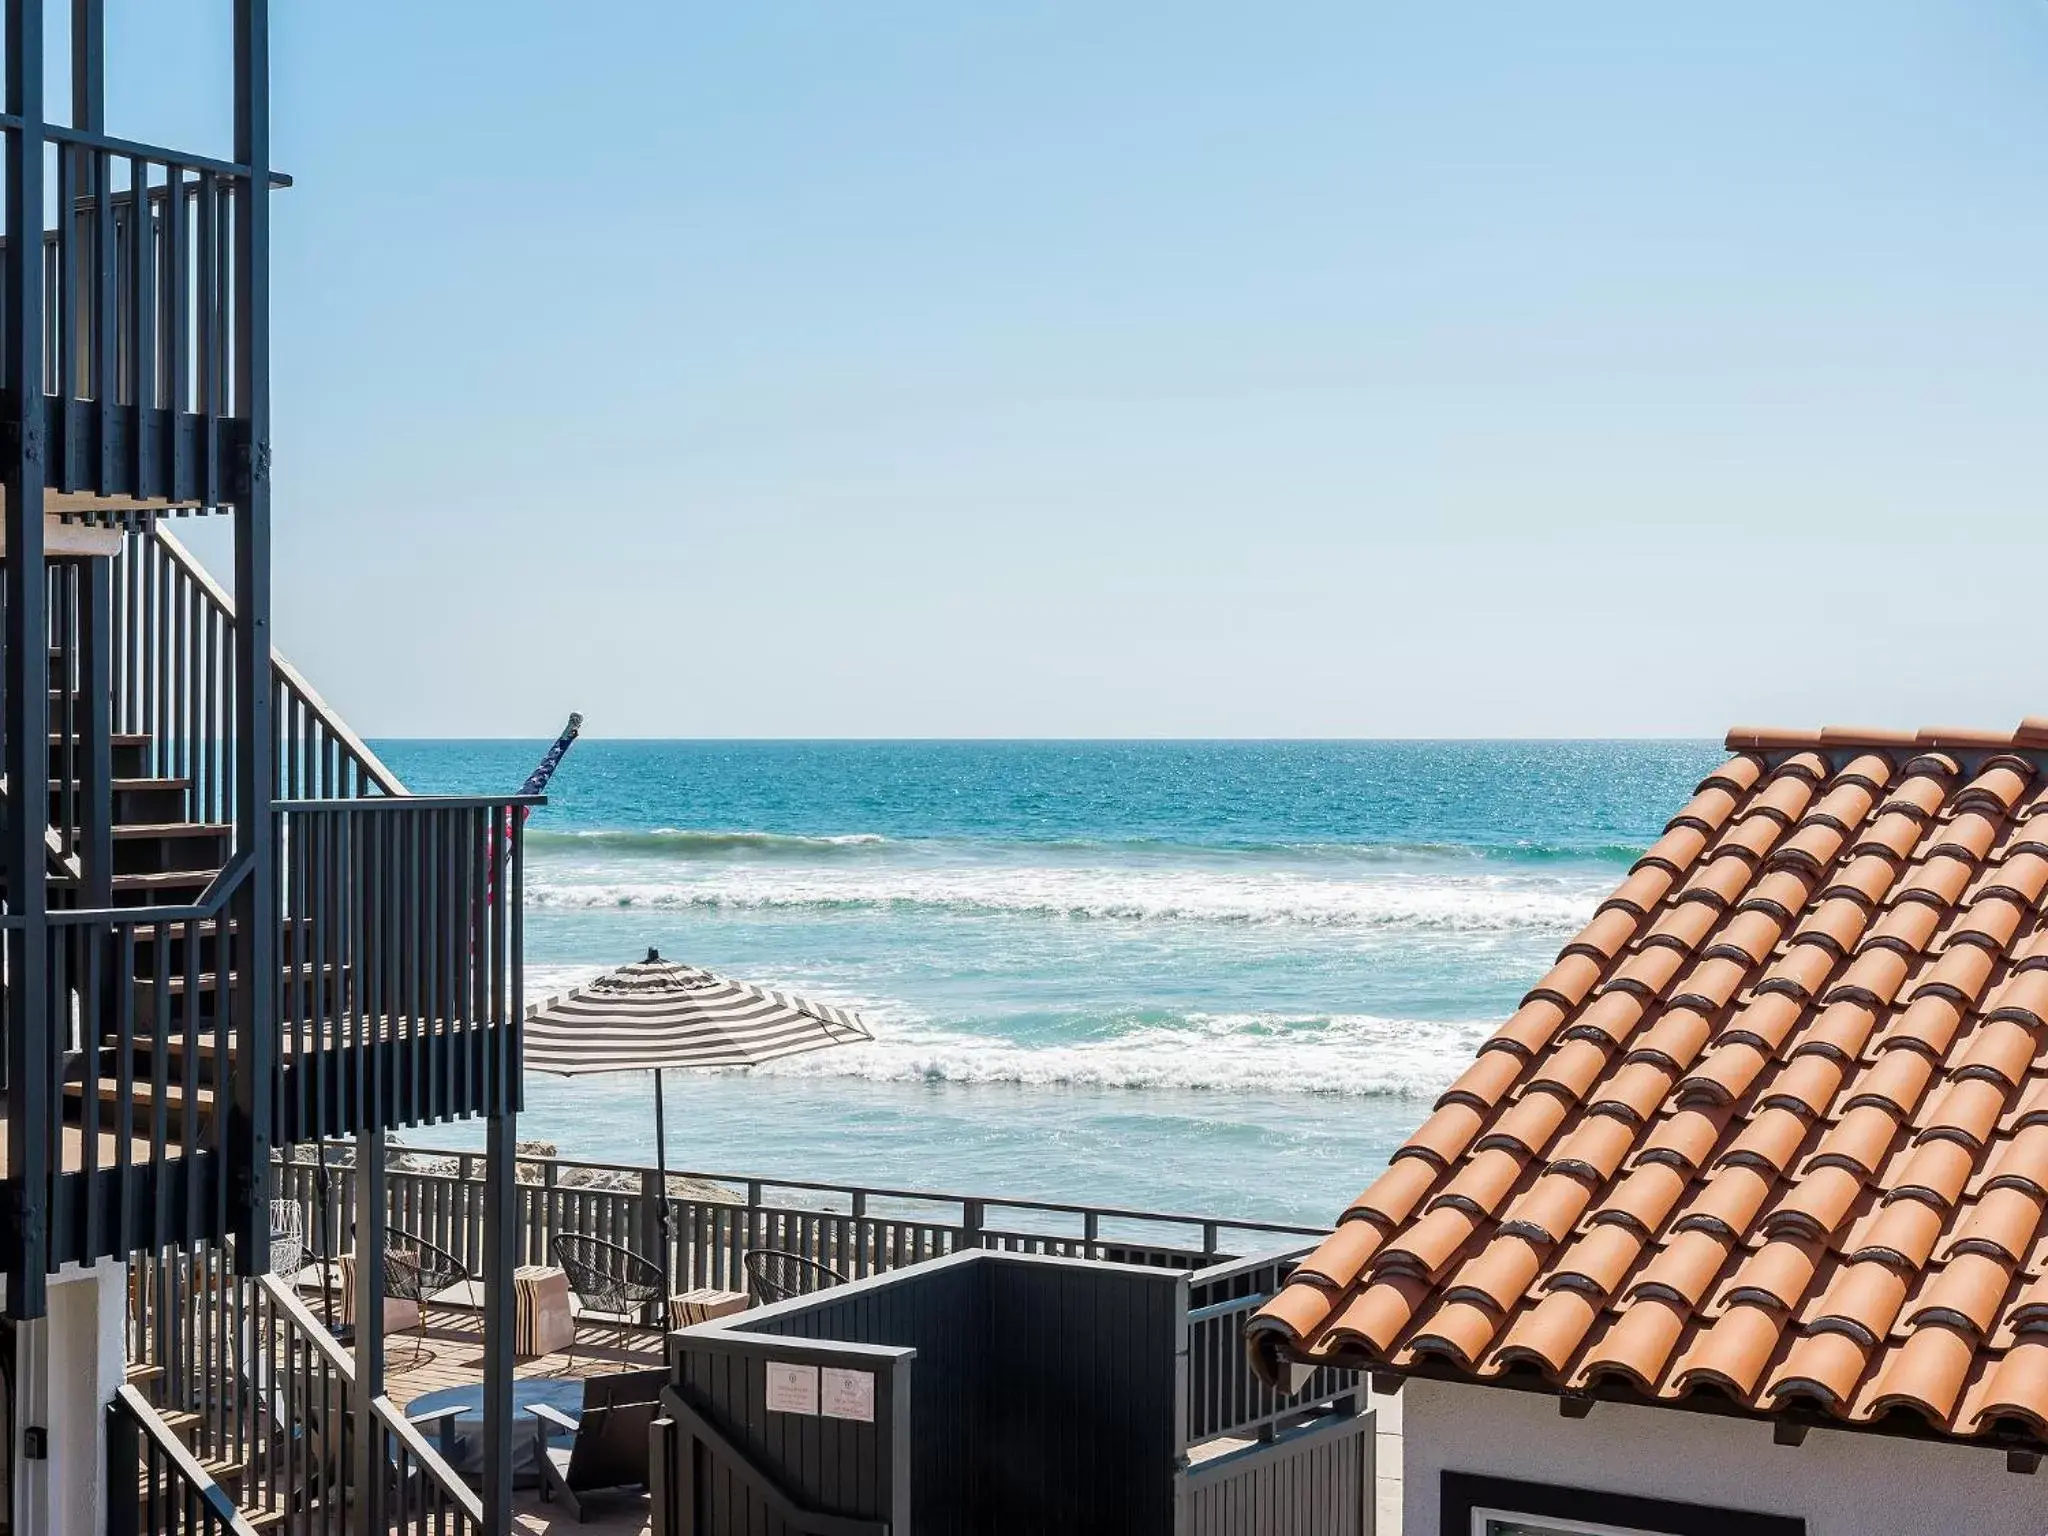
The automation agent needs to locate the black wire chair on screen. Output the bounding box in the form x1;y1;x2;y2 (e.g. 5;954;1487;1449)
742;1249;846;1307
551;1233;664;1350
381;1228;470;1364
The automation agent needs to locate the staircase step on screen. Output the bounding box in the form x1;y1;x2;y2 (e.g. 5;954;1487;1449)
81;1078;212;1111
140;961;345;1006
124;1360;164;1386
110;822;232;842
157;1408;203;1442
48;775;191;793
111;867;222;893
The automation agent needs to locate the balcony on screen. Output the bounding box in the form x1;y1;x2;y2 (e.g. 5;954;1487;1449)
1;525;531;1284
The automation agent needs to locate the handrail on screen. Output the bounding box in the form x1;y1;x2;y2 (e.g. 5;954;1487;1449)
151;526;408;798
0;113;292;183
391;1140;1326;1242
274;792;544;812
665;1389;890;1536
26;849;252;927
0;774;86;879
258;1275;486;1529
1;850;250;926
374;1395;489;1527
256;1271;356;1377
108;1383;265;1536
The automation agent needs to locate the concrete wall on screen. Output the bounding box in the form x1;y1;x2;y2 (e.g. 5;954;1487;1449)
1402;1377;2048;1536
10;1259;127;1536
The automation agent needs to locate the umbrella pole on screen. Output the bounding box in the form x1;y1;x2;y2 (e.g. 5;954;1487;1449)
653;1069;674;1299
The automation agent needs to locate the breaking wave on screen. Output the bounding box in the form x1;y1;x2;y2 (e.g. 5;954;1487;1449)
524;828;888;855
751;1009;1490;1099
523;862;1604;932
523;825;1640;867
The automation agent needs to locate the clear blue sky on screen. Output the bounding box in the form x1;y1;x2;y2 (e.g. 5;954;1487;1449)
104;3;2048;738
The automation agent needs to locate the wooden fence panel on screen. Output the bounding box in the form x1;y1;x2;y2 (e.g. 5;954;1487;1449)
1176;1411;1374;1536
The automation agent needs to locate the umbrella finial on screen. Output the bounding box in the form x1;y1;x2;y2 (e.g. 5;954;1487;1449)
646;946;661;964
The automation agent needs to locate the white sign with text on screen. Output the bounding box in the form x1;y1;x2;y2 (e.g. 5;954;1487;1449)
764;1361;820;1416
820;1367;876;1423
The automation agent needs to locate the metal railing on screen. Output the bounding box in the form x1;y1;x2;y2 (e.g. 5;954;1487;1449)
106;1381;263;1536
0;555;107;886
1;856;252;1270
273;796;533;1138
1186;1248;1362;1444
114;526;406;836
375;1390;488;1536
275;1140;1330;1307
0;124;272;505
124;1241;482;1536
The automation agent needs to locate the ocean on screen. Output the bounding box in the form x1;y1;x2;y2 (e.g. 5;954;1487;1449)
376;740;1722;1228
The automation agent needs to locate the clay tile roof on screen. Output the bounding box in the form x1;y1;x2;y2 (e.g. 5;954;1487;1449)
1250;722;2048;1449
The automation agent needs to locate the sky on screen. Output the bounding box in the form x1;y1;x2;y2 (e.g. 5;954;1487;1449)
85;3;2048;739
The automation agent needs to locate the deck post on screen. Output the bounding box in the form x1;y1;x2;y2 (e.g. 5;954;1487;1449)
70;0;104;132
4;0;53;1324
482;1109;518;1534
352;1129;388;1534
78;558;113;908
229;0;277;1275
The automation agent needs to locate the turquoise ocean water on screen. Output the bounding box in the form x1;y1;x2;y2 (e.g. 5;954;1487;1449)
376;741;1721;1227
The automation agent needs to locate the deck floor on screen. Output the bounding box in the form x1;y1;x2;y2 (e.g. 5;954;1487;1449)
368;1297;666;1535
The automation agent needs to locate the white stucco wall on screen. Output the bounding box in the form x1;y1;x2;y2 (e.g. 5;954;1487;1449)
11;1259;129;1536
1402;1377;2048;1536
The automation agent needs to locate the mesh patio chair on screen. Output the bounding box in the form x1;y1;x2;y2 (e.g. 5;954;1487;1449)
551;1233;664;1350
268;1199;306;1281
742;1249;846;1307
382;1228;470;1365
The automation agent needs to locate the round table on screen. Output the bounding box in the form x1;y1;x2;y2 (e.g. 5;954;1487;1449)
404;1377;587;1486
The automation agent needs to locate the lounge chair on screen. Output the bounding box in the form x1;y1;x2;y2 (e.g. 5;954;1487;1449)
526;1368;667;1521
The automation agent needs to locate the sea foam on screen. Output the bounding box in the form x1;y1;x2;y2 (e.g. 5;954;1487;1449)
742;1009;1485;1099
524;861;1604;933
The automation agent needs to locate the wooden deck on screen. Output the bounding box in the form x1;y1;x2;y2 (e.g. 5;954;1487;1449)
371;1294;666;1535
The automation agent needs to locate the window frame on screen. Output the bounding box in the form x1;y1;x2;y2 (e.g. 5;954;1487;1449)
1443;1472;1806;1536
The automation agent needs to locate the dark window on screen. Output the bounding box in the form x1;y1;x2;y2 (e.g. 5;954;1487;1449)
1443;1471;1806;1536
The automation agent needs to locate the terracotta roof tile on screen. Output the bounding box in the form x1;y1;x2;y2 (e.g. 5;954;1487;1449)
1491;1287;1603;1374
1432;1146;1528;1217
1563;905;1643;964
1972;1336;2048;1435
1437;1049;1527;1111
1578;1297;1689;1391
1526;953;1607;1011
1767;1164;1867;1239
1342;1157;1441;1227
1861;1323;1977;1423
1551;1221;1650;1295
1569;990;1651;1048
1447;1234;1549;1314
1396;1101;1487;1168
1255;722;2048;1449
1500;1171;1597;1244
1486;999;1569;1058
1547;1113;1640;1183
1406;1298;1508;1367
1676;1302;1788;1396
1294;1220;1388;1292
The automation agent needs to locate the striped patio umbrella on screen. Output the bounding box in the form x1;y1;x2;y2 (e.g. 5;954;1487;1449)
523;948;873;1293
